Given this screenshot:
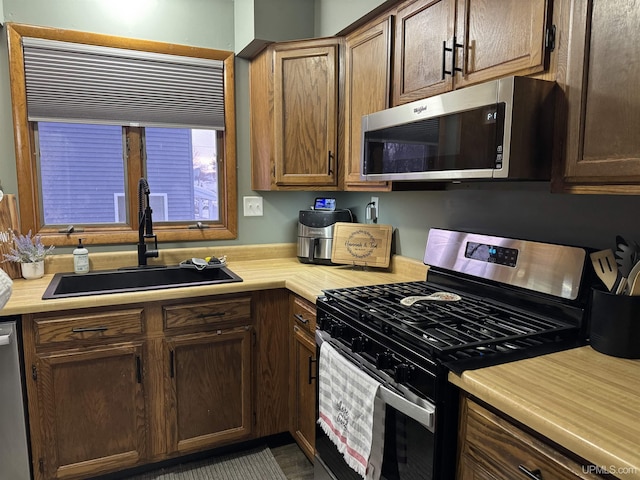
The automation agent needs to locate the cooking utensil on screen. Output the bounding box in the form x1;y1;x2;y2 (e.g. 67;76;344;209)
590;249;618;292
628;275;640;296
400;292;462;306
624;260;640;295
614;235;640;277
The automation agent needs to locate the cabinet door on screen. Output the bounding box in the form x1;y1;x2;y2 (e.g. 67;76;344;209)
344;16;392;191
36;343;147;479
290;325;316;462
166;327;252;454
273;41;340;187
560;0;640;187
455;0;548;88
393;0;455;105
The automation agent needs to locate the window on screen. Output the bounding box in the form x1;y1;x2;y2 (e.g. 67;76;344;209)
7;23;237;247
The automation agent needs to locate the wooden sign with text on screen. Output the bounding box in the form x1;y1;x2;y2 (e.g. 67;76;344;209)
331;223;393;268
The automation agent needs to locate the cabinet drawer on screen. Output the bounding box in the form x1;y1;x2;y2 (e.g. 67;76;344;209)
164;296;251;331
34;308;144;346
291;296;316;334
461;399;602;480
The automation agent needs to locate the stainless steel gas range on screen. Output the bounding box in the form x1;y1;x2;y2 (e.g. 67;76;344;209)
314;229;591;480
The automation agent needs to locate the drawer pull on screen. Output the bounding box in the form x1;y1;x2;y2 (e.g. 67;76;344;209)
71;326;109;333
197;312;226;319
294;313;309;325
518;465;543;479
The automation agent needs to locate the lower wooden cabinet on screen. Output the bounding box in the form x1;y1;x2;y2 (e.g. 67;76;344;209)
165;327;253;454
22;296;257;480
457;396;604;480
35;343;147;480
289;294;317;462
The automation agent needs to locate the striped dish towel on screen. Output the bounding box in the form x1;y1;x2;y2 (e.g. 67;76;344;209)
317;342;385;480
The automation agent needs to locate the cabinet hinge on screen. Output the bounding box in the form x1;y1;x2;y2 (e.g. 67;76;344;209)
545;25;556;52
39;458;44;473
252;330;257;347
32;364;37;381
253;411;257;426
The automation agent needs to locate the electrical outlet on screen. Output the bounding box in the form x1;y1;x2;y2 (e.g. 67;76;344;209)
371;196;379;221
243;196;263;216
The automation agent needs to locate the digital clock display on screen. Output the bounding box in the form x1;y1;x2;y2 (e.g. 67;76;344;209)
465;242;518;267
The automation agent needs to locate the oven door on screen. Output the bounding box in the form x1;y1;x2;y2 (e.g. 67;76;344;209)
315;332;438;480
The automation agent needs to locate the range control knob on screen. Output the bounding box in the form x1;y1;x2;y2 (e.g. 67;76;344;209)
375;351;392;370
330;323;343;338
394;363;412;383
351;336;364;352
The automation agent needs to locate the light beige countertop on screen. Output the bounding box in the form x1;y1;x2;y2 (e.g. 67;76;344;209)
450;347;640;479
0;243;428;315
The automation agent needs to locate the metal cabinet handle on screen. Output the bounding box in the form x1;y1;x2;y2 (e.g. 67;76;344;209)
442;37;464;79
169;350;175;378
308;356;317;384
136;355;142;384
294;313;309;325
518;465;543;479
72;326;108;333
197;312;225;319
327;151;334;175
441;40;448;80
451;36;464;77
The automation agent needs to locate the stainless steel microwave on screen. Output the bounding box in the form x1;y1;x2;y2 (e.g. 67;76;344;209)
360;76;556;182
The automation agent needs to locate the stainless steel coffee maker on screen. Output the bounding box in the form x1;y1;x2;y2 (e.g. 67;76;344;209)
297;208;353;265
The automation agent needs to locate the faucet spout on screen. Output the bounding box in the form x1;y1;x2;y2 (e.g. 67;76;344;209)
137;178;159;267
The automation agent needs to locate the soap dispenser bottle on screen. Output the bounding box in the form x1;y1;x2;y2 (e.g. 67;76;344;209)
73;238;90;274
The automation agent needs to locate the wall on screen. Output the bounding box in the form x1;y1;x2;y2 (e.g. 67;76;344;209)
2;0;640;262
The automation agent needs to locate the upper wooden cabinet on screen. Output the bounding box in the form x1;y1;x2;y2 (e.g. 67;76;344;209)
393;0;455;104
343;15;393;191
250;37;343;191
453;0;549;89
555;0;640;193
393;0;550;105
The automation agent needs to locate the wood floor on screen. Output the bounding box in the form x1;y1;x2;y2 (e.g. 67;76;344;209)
270;443;314;480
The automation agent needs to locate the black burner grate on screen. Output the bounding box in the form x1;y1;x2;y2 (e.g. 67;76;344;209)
321;281;578;359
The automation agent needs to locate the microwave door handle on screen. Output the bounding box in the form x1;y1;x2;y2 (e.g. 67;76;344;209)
378;385;436;432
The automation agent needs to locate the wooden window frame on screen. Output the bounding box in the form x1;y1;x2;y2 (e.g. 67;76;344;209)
6;23;237;247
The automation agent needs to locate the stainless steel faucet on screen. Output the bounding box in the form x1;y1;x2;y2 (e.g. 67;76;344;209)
137;178;159;266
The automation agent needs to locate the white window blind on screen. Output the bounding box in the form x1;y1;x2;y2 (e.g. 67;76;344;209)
22;37;225;130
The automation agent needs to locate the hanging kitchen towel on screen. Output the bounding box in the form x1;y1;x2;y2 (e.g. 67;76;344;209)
317;342;385;480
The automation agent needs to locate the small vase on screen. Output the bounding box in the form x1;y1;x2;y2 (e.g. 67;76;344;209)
21;260;45;280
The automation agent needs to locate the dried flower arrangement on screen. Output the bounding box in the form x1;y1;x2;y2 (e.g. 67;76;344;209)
2;230;55;264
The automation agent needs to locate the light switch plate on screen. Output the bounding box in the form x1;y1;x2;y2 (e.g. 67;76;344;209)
243;196;263;216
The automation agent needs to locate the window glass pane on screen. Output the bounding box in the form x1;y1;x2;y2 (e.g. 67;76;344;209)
145;128;219;222
37;122;125;225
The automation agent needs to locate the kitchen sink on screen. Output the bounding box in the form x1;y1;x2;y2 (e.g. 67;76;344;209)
42;265;243;299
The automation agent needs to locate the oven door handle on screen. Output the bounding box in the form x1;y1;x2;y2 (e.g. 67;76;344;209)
378;385;436;432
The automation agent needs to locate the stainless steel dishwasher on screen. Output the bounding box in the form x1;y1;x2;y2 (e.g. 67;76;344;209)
0;318;32;480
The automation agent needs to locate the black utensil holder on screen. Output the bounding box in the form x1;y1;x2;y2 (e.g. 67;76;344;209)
590;288;640;358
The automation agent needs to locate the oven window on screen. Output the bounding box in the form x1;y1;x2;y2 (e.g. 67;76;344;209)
382;408;434;480
316;404;436;480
